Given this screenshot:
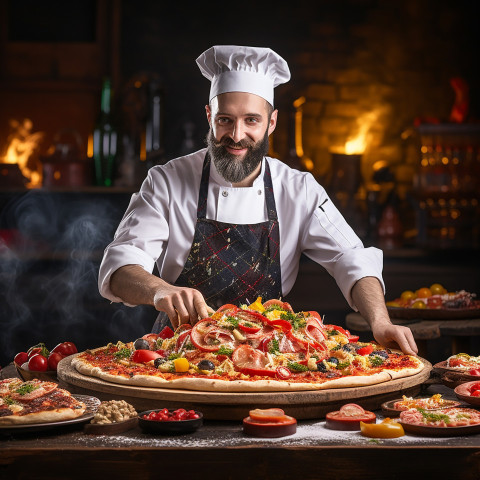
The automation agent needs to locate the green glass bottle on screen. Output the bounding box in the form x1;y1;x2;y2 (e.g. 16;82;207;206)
93;78;117;186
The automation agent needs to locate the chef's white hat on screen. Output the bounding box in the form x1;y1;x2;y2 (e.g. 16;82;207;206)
196;45;291;106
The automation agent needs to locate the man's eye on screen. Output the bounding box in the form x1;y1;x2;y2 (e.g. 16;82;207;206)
246;117;260;124
217;117;231;124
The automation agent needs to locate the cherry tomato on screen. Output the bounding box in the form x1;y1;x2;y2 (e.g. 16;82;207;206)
430;283;447;295
400;290;416;301
469;369;480;377
14;352;28;366
471;391;480;397
158;326;174;339
27;343;49;359
469;382;480;393
176;330;192;350
47;352;64;371
131;349;161;363
416;287;432;298
28;353;48;372
356;345;374;356
411;300;427;309
51;342;77;356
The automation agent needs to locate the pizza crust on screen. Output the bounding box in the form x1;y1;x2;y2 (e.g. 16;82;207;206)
72;354;396;392
0;405;86;425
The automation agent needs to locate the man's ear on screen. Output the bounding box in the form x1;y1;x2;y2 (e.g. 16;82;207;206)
268;109;278;135
205;104;212;124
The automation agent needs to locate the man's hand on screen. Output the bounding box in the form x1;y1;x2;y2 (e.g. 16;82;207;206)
110;265;215;329
370;322;418;356
351;276;418;356
153;285;215;329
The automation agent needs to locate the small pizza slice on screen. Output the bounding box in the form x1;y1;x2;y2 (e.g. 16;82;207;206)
0;378;86;425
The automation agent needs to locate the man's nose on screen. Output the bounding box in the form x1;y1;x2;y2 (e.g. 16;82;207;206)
230;121;245;143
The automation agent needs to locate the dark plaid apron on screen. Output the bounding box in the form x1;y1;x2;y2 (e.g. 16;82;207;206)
152;152;282;332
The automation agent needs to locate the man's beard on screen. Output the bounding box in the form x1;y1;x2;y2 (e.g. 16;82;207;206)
206;129;270;183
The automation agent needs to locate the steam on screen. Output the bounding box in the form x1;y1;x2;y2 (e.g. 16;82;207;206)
0;191;154;367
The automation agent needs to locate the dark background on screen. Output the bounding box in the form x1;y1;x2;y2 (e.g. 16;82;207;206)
1;0;480;368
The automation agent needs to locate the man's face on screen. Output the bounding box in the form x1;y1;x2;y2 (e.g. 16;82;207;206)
205;92;277;184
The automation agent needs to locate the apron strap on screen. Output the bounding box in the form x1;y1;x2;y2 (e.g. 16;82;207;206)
197;152;278;222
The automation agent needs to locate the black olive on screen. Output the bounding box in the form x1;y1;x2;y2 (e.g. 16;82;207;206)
134;338;150;350
316;361;328;372
154;357;167;368
370;350;389;359
197;359;215;371
342;343;355;353
326;356;339;366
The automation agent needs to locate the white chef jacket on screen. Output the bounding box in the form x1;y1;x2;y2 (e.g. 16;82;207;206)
98;148;385;310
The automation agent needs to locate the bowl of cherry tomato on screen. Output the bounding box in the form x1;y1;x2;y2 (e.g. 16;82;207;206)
138;408;203;434
455;381;480;406
14;341;78;382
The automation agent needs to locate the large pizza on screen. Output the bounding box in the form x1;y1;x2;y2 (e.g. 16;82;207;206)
72;299;424;392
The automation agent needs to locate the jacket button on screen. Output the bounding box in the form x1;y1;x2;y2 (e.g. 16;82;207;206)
222;191;228;197
258;190;262;195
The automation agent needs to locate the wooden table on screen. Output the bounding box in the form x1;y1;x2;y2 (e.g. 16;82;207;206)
346;312;480;358
2;366;480;479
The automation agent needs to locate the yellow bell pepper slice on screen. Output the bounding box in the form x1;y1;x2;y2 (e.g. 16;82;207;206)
248;296;265;313
173;357;190;373
360;418;405;438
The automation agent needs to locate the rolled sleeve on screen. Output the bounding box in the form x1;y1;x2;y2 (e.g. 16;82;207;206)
98;245;156;303
331;247;385;310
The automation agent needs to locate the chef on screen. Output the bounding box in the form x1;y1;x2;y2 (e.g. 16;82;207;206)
98;45;418;356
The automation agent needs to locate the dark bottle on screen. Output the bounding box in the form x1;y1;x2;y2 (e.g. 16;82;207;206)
93;78;118;186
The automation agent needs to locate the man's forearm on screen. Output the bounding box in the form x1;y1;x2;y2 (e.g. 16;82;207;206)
351;276;390;328
110;264;169;307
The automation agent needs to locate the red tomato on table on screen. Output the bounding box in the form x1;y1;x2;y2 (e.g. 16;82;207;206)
47;352;64;371
51;342;77;356
28;354;48;371
14;352;28;366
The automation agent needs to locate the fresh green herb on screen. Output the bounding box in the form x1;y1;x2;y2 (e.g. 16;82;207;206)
287;362;309;372
326;329;340;337
4;396;15;406
264;305;284;313
225;316;239;328
280;312;306;330
331;344;341;351
215;346;234;356
183;342;196;351
368;439;381;444
14;383;37;395
114;348;132;359
418;408;450;424
268;338;280;354
369;356;384;367
336;361;350;370
168;352;181;360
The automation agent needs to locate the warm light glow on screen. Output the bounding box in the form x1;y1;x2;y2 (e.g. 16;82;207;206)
333;109;384;155
87;134;93;158
0;119;44;188
293;96;313;171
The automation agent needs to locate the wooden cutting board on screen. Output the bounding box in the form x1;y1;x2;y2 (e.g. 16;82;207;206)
57;355;432;420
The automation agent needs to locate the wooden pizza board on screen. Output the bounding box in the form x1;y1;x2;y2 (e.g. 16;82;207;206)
57;355;432;420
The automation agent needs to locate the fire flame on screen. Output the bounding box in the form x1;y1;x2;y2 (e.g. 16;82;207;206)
1;119;44;187
333;109;384;155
